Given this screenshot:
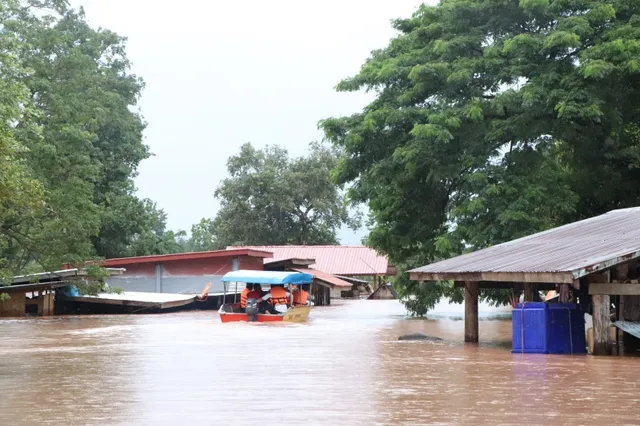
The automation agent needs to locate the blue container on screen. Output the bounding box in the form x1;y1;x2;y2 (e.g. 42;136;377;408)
512;302;586;354
62;285;79;297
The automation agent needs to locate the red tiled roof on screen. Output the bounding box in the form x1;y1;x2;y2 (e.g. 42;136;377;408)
227;245;391;276
290;268;353;288
104;249;273;266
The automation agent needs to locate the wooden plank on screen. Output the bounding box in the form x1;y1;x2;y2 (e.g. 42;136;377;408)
452;281;556;290
464;281;479;343
0;293;26;317
589;283;640;295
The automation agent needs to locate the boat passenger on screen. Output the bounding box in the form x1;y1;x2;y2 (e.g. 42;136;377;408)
257;284;290;314
292;284;309;306
250;283;264;299
239;283;254;311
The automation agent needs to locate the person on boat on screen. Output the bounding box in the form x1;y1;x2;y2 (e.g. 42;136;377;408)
292;284;309;306
251;283;265;298
239;283;264;312
256;284;290;314
239;283;253;312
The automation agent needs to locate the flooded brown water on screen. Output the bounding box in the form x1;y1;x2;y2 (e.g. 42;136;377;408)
0;300;638;425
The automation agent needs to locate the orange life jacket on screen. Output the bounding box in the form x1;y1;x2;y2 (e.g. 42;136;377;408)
240;288;251;308
293;289;308;306
268;286;289;306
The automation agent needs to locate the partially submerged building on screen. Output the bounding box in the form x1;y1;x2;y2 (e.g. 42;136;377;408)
262;258;353;305
408;207;640;355
228;245;396;297
0;268;124;317
103;248;273;294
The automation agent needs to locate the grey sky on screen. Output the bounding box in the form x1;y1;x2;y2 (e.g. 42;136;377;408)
72;0;424;244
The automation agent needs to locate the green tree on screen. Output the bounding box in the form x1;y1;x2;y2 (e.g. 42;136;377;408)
1;0;179;289
183;219;219;252
14;3;150;262
0;0;46;284
321;0;640;315
123;200;186;257
204;142;360;247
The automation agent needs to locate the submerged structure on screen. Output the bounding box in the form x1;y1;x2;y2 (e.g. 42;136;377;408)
409;207;640;355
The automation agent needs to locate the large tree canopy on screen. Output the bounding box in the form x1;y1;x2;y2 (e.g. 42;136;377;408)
321;0;640;314
1;0;178;280
192;142;361;249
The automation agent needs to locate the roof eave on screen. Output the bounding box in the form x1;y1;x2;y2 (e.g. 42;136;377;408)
409;271;575;284
104;249;273;266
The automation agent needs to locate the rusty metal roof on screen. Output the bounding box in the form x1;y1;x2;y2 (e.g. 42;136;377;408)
409;207;640;284
289;268;353;288
227;245;392;276
104;248;273;266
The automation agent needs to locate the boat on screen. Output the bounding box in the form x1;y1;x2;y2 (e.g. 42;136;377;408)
218;270;313;323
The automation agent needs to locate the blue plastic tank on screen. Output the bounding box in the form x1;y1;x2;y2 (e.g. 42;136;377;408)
512;302;586;354
62;285;79;297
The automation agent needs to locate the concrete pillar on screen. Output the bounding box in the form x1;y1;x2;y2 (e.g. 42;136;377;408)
464;281;479;343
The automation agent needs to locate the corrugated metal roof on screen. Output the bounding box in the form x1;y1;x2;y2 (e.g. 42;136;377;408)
409;207;640;283
227;245;391;276
11;268;124;285
614;321;640;339
290;268;353;288
104;249;273;266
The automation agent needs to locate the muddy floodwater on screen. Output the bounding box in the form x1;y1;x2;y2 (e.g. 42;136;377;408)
1;300;638;425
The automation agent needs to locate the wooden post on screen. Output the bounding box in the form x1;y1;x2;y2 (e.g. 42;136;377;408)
464;281;479;343
618;295;625;356
523;283;533;302
37;290;55;316
616;263;629;356
592;294;611;355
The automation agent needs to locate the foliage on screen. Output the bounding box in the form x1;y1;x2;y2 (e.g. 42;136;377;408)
0;0;47;279
75;264;123;296
321;0;640;315
121;200;186;257
182;219;219;252
0;0;180;283
198;141;361;248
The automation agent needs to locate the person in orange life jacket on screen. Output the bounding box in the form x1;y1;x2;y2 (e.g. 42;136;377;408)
239;283;264;312
239;283;253;311
256;284;291;314
291;284;309;306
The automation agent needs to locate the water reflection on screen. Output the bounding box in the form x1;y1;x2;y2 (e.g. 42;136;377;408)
0;300;638;425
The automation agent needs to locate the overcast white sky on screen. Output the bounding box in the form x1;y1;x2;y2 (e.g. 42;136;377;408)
71;0;426;244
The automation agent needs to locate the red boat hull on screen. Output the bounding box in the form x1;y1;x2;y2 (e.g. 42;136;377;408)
218;305;311;323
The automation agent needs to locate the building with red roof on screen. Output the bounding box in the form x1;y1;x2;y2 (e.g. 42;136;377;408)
103;249;272;295
227;245;396;277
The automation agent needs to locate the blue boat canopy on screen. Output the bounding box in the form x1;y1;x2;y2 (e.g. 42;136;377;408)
221;270;313;285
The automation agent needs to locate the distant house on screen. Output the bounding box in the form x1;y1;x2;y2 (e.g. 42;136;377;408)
227;245;395;276
103;249;272;294
228;245;396;299
262;258;353;304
